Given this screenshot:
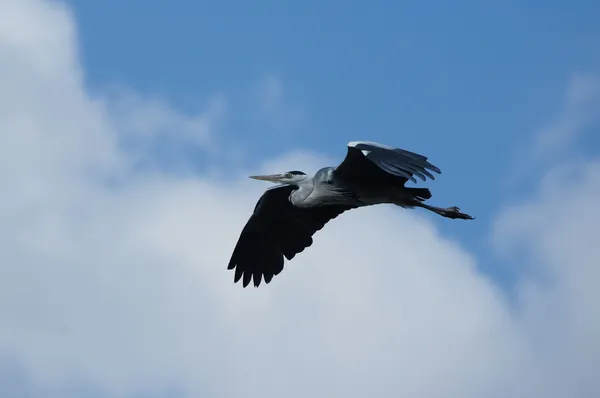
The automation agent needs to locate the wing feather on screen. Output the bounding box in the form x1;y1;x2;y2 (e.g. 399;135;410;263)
334;141;441;185
227;185;355;287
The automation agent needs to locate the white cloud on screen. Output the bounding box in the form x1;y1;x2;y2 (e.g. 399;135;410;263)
505;72;600;188
104;87;226;150
1;1;600;398
532;73;600;163
492;158;600;397
252;74;304;135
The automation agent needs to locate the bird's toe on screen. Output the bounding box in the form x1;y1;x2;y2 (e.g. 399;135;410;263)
445;206;474;220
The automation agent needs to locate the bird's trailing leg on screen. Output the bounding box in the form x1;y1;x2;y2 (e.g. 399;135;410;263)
413;202;475;220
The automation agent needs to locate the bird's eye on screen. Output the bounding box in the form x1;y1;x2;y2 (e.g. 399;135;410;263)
285;173;293;178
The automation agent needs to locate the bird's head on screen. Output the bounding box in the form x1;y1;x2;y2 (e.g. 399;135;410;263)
249;170;308;185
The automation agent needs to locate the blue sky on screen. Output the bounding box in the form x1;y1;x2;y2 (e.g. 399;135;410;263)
66;0;600;285
2;1;600;397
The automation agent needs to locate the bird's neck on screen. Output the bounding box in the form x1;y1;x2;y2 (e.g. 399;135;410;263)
289;177;313;206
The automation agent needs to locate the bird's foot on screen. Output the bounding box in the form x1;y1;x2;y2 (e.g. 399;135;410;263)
443;206;475;220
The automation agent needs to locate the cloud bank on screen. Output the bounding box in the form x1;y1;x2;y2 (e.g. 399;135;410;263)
1;1;599;397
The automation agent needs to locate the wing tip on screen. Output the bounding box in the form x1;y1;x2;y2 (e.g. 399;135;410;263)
428;164;442;175
347;141;442;176
231;269;273;288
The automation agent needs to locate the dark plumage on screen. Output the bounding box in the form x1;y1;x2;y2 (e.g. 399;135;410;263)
228;141;474;287
227;185;355;287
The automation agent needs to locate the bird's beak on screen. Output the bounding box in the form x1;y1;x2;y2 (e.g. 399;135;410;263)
249;174;285;183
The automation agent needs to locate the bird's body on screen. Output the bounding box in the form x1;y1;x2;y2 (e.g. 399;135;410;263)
289;166;420;209
228;141;474;287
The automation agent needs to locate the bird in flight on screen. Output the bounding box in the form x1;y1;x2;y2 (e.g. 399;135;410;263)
227;141;474;287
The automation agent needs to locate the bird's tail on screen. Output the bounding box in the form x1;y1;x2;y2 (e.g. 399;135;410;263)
405;187;431;201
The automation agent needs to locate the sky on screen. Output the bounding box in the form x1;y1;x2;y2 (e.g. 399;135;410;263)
0;0;599;397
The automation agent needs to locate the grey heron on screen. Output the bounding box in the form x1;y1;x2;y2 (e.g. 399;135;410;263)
228;141;474;287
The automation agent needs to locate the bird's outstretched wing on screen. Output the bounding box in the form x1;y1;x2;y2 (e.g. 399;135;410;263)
227;185;355;287
334;141;441;185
